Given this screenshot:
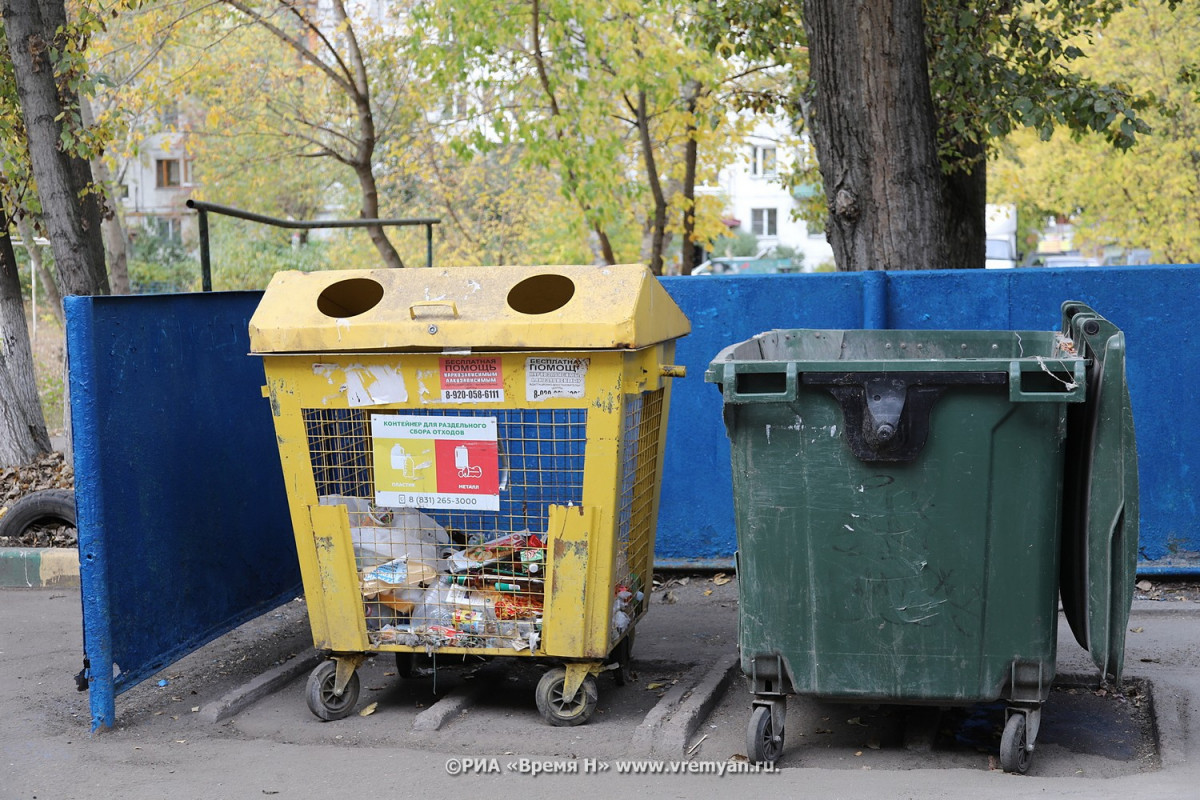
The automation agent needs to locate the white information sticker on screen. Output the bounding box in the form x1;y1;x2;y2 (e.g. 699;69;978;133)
526;357;589;401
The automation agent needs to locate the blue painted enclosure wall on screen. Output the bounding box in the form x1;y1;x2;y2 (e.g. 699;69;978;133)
66;293;300;730
63;266;1200;725
658;266;1198;571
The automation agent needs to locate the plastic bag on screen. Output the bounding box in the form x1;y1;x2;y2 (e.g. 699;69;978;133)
319;495;451;571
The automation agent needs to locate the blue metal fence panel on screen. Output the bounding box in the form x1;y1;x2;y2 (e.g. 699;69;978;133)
63;266;1200;721
66;293;300;730
657;273;869;561
658;266;1200;573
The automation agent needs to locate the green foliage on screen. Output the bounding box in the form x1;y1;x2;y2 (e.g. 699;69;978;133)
991;1;1200;263
205;221;334;290
127;230;198;293
712;230;760;257
925;0;1153;173
35;357;65;433
706;0;1158;177
410;0;753;266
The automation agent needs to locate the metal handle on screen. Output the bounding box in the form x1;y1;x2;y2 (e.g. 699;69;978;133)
660;365;687;378
409;301;459;319
721;362;798;403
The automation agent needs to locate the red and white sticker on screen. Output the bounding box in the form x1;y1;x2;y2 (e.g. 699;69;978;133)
439;356;504;403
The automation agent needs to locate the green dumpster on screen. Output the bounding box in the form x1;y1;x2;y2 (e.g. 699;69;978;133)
705;302;1137;773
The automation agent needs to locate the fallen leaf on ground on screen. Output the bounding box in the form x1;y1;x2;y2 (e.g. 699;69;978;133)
359;702;378;717
713;573;731;586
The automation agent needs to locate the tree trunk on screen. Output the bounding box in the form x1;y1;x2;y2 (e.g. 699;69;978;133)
802;0;985;270
679;81;701;276
327;0;404;269
2;0;109;295
81;95;131;293
0;199;52;466
634;90;668;276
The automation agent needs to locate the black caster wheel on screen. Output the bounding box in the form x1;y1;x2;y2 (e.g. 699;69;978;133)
747;705;784;765
305;660;360;721
535;667;598;726
1000;713;1032;774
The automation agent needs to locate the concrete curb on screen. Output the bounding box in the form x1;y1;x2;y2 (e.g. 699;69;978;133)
631;663;710;756
412;664;504;732
0;547;80;588
199;649;324;723
645;651;740;758
1144;676;1189;769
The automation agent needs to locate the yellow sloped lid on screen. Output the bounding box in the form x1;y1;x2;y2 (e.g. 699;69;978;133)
248;264;690;353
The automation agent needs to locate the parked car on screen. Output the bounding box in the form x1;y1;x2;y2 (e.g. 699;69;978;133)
1026;253;1102;268
691;256;799;275
984;237;1019;269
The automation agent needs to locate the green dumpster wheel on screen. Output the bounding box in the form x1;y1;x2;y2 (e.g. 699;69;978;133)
747;705;784;765
535;667;598;727
305;660;360;721
1000;713;1032;774
611;629;636;687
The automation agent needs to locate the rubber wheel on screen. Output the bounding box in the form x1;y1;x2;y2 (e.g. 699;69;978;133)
1000;713;1032;774
305;660;360;721
395;652;435;679
395;653;417;679
611;629;636;687
747;705;784;765
0;489;76;539
535;668;598;727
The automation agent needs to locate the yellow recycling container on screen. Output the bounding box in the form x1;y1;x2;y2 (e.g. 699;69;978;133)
249;265;688;725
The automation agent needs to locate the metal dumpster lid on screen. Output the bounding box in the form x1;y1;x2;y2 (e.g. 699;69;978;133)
248;264;690;354
1058;301;1139;682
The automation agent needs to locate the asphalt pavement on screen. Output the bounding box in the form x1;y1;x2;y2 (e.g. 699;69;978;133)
4;576;1200;799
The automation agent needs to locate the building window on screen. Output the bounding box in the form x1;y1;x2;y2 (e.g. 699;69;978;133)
442;93;470;118
151;216;182;244
751;208;778;237
750;146;777;177
156;159;182;188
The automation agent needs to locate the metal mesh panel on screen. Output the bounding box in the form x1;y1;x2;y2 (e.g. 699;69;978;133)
612;389;664;644
303;409;372;499
301;406;586;650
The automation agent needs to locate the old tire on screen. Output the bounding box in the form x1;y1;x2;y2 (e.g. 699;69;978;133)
535;668;598;726
747;705;784;765
0;489;76;539
1000;713;1032;774
305;660;360;721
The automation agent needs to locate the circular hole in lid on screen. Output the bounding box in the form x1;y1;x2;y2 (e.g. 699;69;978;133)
507;274;576;315
317;278;384;318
